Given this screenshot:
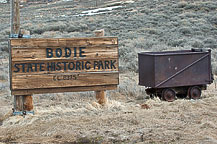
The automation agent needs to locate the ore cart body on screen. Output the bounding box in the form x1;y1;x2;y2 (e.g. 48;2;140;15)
138;49;213;101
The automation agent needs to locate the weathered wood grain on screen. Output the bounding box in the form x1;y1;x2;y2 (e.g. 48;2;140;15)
13;0;20;34
10;37;118;47
11;45;118;61
14;95;33;111
23;95;33;111
12;85;117;95
12;72;119;90
96;90;107;105
15;95;23;111
10;37;119;94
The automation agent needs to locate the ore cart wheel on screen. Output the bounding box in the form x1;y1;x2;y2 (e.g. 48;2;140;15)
162;89;176;102
188;86;201;100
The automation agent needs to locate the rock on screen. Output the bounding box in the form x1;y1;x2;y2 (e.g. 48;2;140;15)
140;104;150;109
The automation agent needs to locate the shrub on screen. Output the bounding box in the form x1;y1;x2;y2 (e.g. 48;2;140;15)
204;38;217;48
66;23;88;33
30;21;89;35
168;38;187;47
208;15;217;25
118;74;148;99
0;42;9;53
179;27;192;35
176;1;188;8
0;74;7;81
119;44;138;72
191;40;204;48
184;3;199;11
212;62;217;75
141;28;159;35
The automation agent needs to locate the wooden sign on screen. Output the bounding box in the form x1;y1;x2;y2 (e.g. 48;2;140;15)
9;37;119;95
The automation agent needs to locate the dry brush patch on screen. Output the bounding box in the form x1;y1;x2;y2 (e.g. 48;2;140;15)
0;74;216;143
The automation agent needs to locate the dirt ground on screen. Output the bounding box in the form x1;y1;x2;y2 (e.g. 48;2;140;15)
0;73;217;143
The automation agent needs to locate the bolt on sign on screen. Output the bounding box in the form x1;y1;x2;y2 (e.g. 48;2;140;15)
9;37;119;95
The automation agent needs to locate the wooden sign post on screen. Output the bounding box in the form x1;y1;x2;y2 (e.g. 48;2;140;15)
9;37;119;110
10;0;20;34
94;29;106;105
10;0;34;114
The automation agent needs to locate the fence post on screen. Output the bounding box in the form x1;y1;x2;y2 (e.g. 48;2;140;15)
94;29;107;105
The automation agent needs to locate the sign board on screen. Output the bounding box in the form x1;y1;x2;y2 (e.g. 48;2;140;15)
9;37;119;95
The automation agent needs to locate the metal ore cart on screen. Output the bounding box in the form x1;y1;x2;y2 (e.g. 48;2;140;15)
138;49;214;102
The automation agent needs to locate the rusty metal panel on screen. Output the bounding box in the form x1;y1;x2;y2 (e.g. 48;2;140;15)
138;54;154;87
138;49;213;88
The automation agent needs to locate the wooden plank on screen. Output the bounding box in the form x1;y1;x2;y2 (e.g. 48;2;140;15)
11;45;118;61
12;72;119;90
12;85;117;95
10;37;118;47
11;58;118;75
